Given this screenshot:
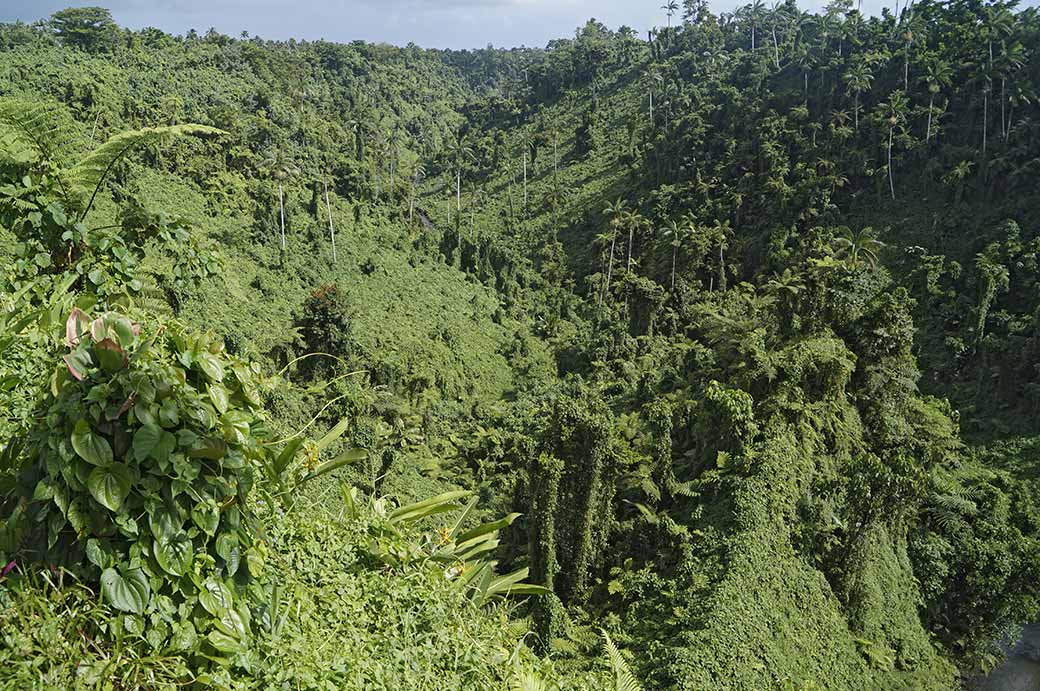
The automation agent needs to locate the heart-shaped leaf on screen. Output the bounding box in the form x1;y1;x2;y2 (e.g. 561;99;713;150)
93;338;127;372
132;423;162;462
87;463;131;511
208;383;229;415
154;531;193;577
72;419;113;466
100;567;150;614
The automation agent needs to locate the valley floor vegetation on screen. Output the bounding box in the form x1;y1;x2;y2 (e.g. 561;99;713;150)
1;1;1039;689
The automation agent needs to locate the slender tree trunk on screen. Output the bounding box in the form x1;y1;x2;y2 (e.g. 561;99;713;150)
751;23;756;52
670;243;678;292
1007;103;1015;140
772;27;779;68
90;109;101;143
649;90;654;127
601;231;617;305
717;243;726;291
553;131;558;178
926;93;934;142
279;182;286;250
854;93;859;131
626;225;634;273
523;152;528;210
324;180;336;263
456;168;461;212
888;126;896;200
1001;77;1006;140
982;87;988;155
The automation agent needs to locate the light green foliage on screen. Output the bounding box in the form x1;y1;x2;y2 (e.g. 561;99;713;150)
3;3;1040;690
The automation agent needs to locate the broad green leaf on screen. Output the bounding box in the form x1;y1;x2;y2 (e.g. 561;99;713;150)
315;418;350;452
87;463;131;511
199;580;233;617
154;531;193;577
100;567;150;614
93;338;127;371
191;501;220;536
197;352;224;382
389;490;470;525
71;419;113;466
208;383;229;415
132;423;162;462
189;437;226;460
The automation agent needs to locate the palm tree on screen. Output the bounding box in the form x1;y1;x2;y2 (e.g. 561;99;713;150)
600;199;628;305
878;92;908;199
749;0;765;51
447;133;474;214
921;59;952;144
323;178;337;263
709;219;731;292
664;217;695;292
261;151;299;251
623;209;645;274
996;41;1026;141
833;226;885;269
644;69;663;128
845;61;874;131
662;0;679;28
408;162;426;222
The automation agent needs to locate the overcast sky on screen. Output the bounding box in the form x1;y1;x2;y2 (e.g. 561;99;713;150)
2;0;1034;50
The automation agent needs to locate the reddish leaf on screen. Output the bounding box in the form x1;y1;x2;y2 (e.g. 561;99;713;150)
65;308;91;347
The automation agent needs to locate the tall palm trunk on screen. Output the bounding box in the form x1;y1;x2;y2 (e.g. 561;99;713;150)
456;168;461;212
670;243;678;292
772;26;779;68
601;231;617;306
982;86;988;155
926;93;934;142
1001;77;1006;140
854;93;859;131
888;125;896;200
324;180;336;263
523;152;528;210
626;225;634;273
278;181;286;250
717;243;726;292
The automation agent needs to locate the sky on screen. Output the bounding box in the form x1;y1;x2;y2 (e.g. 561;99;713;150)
1;0;1035;50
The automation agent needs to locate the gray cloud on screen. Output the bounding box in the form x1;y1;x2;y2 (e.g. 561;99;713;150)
0;0;973;50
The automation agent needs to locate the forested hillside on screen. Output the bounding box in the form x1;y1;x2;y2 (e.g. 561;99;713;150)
0;2;1038;689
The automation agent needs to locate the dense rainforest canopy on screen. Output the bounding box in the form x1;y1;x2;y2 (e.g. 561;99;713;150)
0;1;1038;689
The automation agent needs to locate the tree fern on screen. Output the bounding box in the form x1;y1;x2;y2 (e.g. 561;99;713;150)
0;97;70;165
602;630;643;691
67;124;224;220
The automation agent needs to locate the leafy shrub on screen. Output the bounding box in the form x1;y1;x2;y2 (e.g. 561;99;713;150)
5;307;267;658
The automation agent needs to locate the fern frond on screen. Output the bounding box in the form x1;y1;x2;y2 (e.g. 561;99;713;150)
602;630;643;691
510;665;548;691
65;124;225;219
0;97;69;164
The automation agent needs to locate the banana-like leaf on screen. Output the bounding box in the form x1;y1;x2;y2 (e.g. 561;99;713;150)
297;447;366;485
389;490;469;525
455;512;520;543
314;418;351;453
